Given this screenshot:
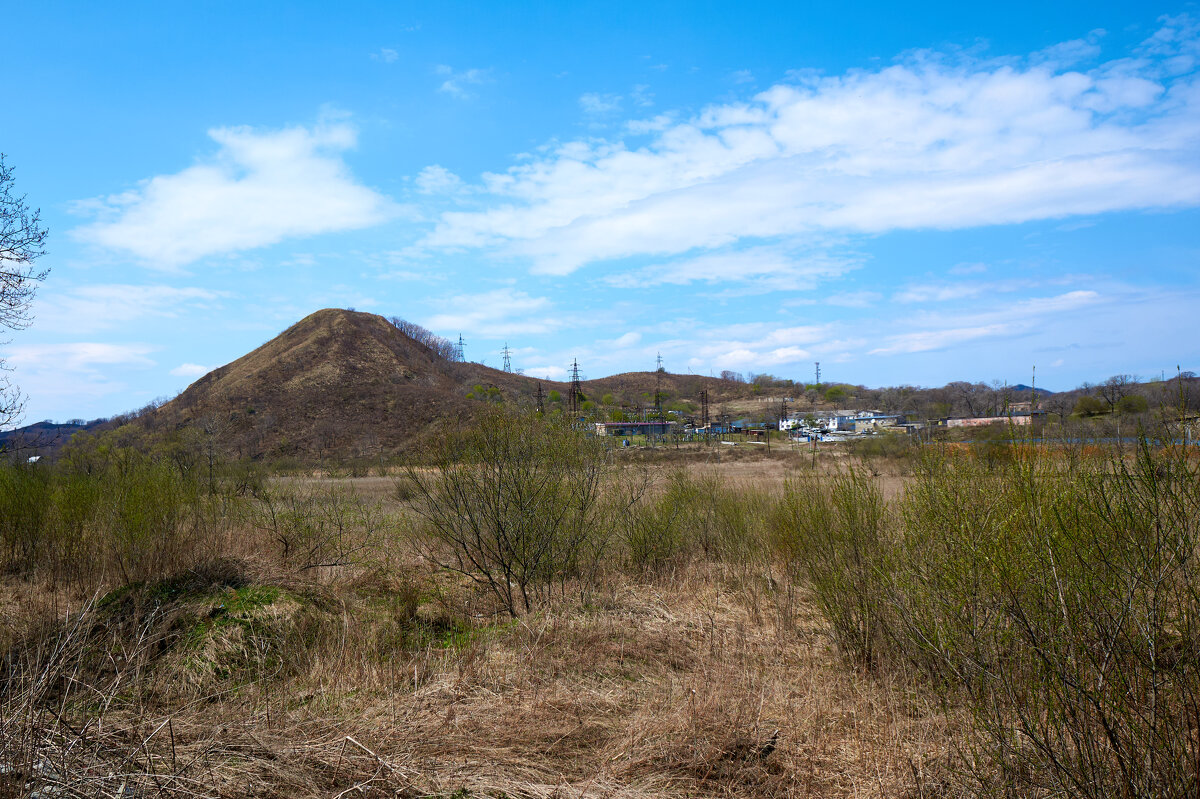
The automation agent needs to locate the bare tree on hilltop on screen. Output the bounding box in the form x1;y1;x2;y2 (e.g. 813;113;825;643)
388;316;460;361
1;154;49;429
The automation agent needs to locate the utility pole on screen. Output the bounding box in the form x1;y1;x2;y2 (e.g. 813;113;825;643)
502;343;512;373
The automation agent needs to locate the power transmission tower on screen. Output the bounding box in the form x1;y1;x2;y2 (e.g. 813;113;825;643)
654;365;663;421
502;343;512;372
454;334;465;362
700;389;710;428
569;359;582;417
535;381;545;414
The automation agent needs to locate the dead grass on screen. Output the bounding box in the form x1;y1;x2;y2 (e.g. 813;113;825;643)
2;542;949;798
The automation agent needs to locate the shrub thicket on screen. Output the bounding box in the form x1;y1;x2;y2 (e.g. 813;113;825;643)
0;443;231;585
778;441;1200;797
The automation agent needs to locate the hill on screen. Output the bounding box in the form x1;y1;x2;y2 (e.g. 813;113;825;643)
114;309;758;461
0;419;98;456
135;309;476;460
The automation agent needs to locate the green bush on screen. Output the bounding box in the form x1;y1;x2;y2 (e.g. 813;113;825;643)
772;471;889;669
0;438;239;586
1074;394;1107;417
1117;393;1149;414
797;443;1200;795
847;432;914;462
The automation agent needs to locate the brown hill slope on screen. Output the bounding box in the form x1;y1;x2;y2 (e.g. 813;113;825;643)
143;309;475;460
122;308;760;461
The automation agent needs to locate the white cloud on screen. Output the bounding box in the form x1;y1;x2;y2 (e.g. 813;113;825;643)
948;262;988;275
525;365;568;380
826;291;882;308
606;245;860;289
869;324;1014;355
372;48;399;63
869;290;1101;354
414;165;464;194
611;331;641;348
436;65;492;98
580;92;623;114
170;363;211;378
626;114;675;134
1;343;158;407
5;342;156;372
631;84;654;107
417;20;1200;275
35;284;225;334
423;288;558;337
72;120;399;268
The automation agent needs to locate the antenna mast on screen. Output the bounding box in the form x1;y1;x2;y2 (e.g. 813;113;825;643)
814;361;821;387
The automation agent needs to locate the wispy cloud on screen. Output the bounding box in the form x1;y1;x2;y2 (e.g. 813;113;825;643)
35;284;225;334
2;343;158;408
423;288;559;338
606;245;860;289
414;164;464;194
436;65;492;98
580;92;622;115
170;363;211;378
417;19;1200;275
869;290;1102;354
372;48;399;63
72;120;399;268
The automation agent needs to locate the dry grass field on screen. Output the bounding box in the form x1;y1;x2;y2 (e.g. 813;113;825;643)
1;445;954;798
4;419;1197;798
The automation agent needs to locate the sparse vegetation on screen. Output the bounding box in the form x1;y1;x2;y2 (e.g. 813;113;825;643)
3;371;1200;797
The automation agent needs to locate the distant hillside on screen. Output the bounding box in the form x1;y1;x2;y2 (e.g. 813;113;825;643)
19;307;1151;464
112;309;757;461
0;419;97;457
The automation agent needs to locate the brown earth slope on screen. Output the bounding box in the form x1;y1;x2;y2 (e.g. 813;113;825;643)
125;308;759;461
140;309;472;460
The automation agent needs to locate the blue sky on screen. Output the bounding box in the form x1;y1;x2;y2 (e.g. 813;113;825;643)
2;1;1199;424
